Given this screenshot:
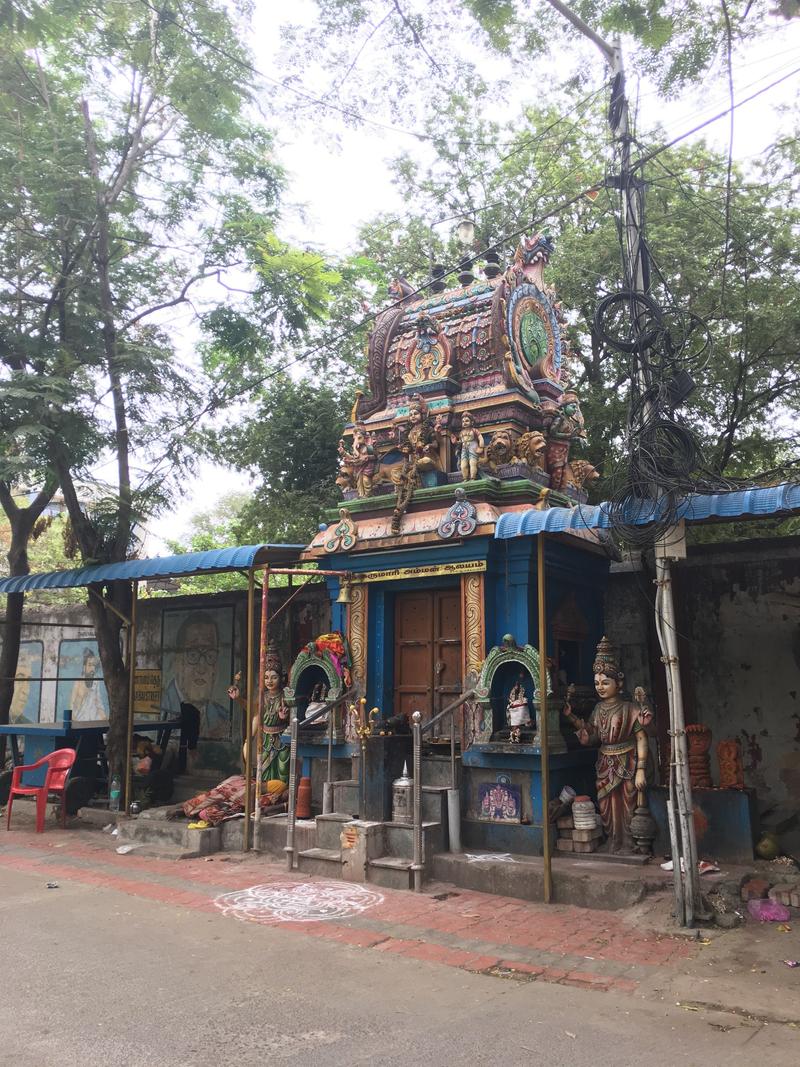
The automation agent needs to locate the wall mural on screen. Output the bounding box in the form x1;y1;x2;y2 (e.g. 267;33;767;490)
161;606;234;740
56;639;110;721
9;640;43;723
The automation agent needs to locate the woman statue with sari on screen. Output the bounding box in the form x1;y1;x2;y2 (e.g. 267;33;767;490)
562;636;653;854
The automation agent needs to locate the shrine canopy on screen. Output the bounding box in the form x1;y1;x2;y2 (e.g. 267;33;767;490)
0;543;305;594
494;483;800;539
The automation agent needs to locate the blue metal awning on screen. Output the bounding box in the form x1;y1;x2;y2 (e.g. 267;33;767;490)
0;543;305;594
495;483;800;540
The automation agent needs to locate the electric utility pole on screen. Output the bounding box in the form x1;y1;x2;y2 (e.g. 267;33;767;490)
545;0;701;924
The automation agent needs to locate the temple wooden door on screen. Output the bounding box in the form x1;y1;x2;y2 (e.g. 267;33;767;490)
394;589;462;728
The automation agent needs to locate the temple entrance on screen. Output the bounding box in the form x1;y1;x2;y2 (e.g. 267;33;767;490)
393;589;462;727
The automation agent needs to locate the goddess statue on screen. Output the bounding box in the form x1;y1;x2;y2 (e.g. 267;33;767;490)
391;394;442;533
506;678;532;744
336;424;377;498
228;643;289;785
562;636;653;854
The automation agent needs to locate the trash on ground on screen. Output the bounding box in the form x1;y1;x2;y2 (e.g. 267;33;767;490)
46;882;59;889
778;923;792;932
747;898;791;922
698;860;721;875
784;960;800;968
102;823;114;833
111;827;119;836
115;844;139;854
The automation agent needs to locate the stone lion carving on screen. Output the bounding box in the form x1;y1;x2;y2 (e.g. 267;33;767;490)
513;430;547;470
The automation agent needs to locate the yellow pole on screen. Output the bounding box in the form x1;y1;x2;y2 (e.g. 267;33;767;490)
537;536;552;904
243;567;255;851
124;580;138;811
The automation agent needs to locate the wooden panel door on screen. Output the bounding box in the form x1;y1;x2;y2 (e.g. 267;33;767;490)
394;590;462;729
433;590;462;730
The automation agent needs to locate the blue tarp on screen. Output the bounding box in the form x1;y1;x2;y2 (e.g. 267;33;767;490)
495;483;800;540
0;544;305;594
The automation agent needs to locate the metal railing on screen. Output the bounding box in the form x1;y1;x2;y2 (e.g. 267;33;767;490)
284;689;355;871
411;688;475;892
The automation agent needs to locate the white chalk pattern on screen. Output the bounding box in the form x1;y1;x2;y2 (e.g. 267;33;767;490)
214;881;384;924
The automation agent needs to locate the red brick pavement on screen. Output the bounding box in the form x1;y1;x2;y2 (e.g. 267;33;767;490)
0;830;694;997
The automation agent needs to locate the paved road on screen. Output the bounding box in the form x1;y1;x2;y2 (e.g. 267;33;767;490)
0;856;796;1066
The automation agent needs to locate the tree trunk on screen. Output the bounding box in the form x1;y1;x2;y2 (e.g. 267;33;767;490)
86;581;131;776
0;482;56;763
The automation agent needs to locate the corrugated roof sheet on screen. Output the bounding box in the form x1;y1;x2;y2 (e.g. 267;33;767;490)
0;544;304;594
495;483;800;539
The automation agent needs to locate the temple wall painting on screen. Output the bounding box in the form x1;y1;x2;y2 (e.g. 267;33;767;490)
8;639;43;723
0;587;330;764
56;638;110;721
160;606;235;741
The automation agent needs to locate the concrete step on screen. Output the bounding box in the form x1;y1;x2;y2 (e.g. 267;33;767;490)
315;812;354;850
115;810;220;858
383;820;443;862
420;755;460;788
331;779;359;816
367;855;414;891
431;851;658;910
422;784;450;827
297;846;346;879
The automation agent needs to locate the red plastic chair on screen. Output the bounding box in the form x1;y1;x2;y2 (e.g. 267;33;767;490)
5;748;77;833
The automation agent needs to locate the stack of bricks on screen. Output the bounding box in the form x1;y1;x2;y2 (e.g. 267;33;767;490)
555;812;603;853
768;882;800;909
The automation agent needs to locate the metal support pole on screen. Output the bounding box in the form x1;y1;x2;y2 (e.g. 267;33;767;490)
537;536;553;904
243;568;255;851
254;566;270;847
284;714;299;871
323;711;334;814
123;581;138;810
411;710;423;891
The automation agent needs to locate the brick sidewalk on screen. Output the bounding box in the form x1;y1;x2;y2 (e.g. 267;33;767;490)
0;829;694;996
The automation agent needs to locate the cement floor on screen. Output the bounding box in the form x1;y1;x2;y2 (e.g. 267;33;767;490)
1;804;799;1065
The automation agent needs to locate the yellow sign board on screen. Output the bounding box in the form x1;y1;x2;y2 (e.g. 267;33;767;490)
356;560;486;584
133;669;162;716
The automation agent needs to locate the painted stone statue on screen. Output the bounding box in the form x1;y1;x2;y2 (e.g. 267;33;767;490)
391;393;442;533
544;389;587;491
445;411;485;481
506;679;532;744
336;423;377;498
562;636;653;854
228;643;289;785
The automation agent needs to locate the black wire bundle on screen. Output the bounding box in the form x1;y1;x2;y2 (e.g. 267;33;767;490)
594;288;717;547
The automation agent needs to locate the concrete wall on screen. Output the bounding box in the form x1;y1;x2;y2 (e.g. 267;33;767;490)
606;537;800;839
1;582;330;774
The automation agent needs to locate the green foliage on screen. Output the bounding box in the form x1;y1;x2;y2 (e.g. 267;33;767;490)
159;491;252;595
207;376;350;546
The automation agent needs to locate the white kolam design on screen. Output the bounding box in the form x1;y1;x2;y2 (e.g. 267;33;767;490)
214;881;384;924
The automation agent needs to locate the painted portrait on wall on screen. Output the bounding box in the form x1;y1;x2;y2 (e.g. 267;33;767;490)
56;639;110;721
161;607;234;741
8;640;43;723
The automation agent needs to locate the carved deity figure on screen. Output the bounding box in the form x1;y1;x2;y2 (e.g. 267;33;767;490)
544;389;587;491
391;394;441;533
228;643;289;785
506;679;532;744
562;636;653;854
336;424;377;497
447;411;485;481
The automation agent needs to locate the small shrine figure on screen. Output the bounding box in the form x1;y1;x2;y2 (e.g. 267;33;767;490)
446;411;485;481
544;389;587;491
562;636;653;854
228;643;289;785
336;424;377;498
506;678;532;744
391;394;442;533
